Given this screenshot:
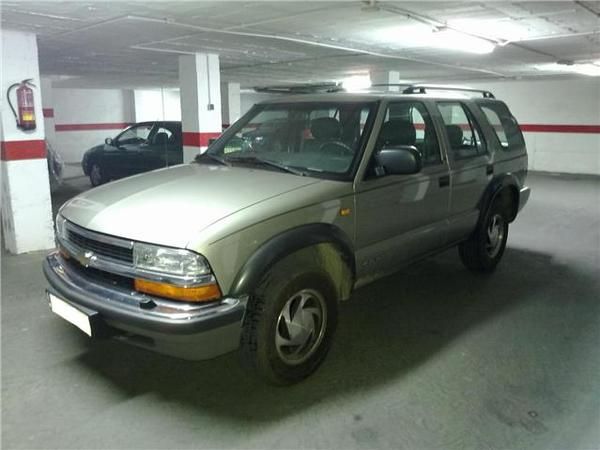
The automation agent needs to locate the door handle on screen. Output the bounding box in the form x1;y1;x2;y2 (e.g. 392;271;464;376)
439;175;450;188
486;164;494;175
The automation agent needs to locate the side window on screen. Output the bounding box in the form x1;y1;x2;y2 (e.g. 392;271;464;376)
479;103;525;152
151;127;173;147
377;101;441;166
437;102;486;159
117;124;153;146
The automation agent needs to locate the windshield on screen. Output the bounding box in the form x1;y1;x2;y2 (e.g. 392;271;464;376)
205;101;378;180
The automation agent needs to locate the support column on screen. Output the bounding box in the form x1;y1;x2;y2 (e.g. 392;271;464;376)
371;70;402;91
41;77;56;149
1;29;54;253
221;82;241;128
179;53;222;163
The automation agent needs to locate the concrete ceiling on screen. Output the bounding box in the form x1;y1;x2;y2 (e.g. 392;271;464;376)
1;1;599;89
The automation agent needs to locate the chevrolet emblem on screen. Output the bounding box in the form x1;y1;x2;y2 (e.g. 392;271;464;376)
77;250;95;267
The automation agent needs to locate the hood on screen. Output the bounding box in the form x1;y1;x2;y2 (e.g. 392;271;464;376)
60;163;322;248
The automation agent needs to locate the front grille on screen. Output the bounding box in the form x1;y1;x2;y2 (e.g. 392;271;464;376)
64;257;134;290
67;228;133;263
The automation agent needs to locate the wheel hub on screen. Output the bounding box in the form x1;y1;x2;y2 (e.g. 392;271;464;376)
275;288;327;365
90;165;101;184
486;213;505;257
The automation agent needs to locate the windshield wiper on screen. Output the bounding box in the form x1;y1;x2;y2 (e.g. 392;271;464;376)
226;156;306;176
195;152;230;166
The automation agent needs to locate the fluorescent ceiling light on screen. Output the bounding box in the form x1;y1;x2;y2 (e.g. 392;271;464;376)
431;28;496;54
447;19;530;42
536;62;600;76
341;75;372;91
372;24;495;54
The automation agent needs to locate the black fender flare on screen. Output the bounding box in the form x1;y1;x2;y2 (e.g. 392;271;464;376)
228;223;355;298
478;173;521;223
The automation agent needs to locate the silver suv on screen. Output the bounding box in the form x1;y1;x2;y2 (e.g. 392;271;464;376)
44;86;530;385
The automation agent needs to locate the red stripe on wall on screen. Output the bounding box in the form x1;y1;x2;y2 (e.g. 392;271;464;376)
520;124;600;134
1;140;46;161
55;122;130;132
43;108;54;118
182;131;222;147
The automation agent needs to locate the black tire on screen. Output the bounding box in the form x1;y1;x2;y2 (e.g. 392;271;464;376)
89;162;106;186
459;202;509;273
240;259;338;385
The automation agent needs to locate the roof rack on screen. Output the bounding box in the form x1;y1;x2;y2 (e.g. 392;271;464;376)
254;82;340;94
402;85;495;98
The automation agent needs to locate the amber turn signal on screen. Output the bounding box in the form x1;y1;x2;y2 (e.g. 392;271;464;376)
134;278;221;302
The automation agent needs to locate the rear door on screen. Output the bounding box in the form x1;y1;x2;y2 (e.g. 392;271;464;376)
354;99;451;280
435;101;492;243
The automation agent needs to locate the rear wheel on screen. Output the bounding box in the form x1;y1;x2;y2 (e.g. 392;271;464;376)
89;162;106;186
459;202;509;273
240;261;338;385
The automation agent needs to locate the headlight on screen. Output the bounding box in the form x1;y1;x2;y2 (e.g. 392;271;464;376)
132;243;220;302
55;214;67;240
133;243;211;279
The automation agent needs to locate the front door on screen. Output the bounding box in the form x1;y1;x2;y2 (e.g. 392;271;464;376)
354;100;451;283
103;122;156;179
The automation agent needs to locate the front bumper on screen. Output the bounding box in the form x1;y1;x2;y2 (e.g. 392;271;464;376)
43;252;247;360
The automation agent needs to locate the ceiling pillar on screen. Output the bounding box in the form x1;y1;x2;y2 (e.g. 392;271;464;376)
179;53;222;163
370;70;402;91
1;29;54;253
221;82;241;128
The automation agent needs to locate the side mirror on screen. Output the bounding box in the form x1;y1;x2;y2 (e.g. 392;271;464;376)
105;137;114;146
375;145;422;176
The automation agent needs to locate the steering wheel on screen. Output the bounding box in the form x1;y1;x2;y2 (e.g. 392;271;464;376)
318;141;354;157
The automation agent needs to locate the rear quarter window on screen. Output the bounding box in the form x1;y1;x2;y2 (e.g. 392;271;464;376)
478;102;525;152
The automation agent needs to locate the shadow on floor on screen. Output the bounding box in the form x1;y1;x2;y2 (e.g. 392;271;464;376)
70;245;591;425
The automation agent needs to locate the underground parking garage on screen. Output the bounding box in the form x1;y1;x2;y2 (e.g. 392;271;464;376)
1;1;599;449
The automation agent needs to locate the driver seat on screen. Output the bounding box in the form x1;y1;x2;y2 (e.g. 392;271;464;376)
304;117;350;155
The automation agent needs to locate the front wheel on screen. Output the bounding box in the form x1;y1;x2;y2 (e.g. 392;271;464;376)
89;162;106;186
240;263;338;385
459;204;509;273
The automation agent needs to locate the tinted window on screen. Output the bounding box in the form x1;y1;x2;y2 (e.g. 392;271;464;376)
479;103;525;151
437;102;486;159
117;123;153;145
151;126;173;145
378;101;441;166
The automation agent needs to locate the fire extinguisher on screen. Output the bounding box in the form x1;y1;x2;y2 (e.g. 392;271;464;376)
7;79;37;131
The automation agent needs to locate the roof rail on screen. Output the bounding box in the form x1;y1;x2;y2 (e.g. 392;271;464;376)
402;85;495;98
254;82;340;94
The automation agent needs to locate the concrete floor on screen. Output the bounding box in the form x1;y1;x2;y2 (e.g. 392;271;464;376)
2;173;599;449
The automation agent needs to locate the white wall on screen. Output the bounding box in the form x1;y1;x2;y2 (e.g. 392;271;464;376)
134;89;181;122
467;77;600;175
52;88;134;164
241;92;277;117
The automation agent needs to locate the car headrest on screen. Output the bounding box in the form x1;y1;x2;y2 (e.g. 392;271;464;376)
311;117;342;140
445;125;463;148
379;119;416;147
153;132;169;145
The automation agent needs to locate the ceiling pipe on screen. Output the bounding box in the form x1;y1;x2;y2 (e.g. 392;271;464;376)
575;1;600;18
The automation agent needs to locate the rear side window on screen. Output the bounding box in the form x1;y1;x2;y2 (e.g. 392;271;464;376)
437;102;486;159
479;102;525;152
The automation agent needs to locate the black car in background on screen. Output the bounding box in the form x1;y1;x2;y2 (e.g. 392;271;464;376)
82;121;183;186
